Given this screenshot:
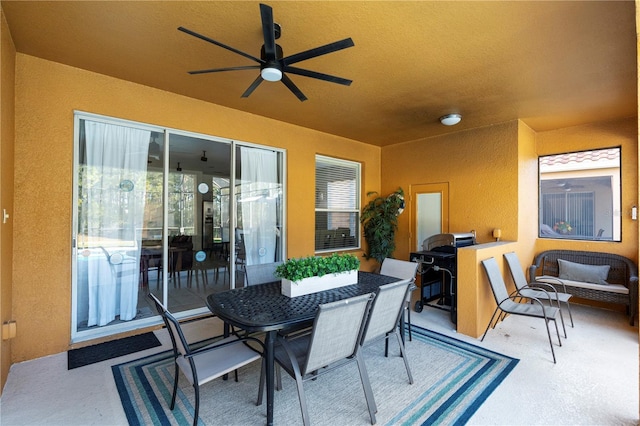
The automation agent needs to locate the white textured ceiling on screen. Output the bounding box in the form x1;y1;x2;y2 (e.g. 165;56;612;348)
2;1;636;146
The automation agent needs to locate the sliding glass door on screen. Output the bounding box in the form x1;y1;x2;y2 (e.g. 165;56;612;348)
72;113;284;342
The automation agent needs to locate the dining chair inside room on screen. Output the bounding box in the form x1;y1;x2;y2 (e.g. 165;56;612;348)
481;257;562;363
270;293;378;426
169;235;194;287
148;293;265;426
379;258;419;342
361;279;414;384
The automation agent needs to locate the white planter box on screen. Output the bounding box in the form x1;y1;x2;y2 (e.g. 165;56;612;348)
281;270;358;297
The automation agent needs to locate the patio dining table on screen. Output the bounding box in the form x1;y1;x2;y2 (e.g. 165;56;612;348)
206;271;401;426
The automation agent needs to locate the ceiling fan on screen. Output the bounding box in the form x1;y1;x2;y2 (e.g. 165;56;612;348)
178;3;354;101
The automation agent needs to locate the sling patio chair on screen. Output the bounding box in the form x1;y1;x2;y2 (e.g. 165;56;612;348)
271;293;378;426
481;257;562;363
504;251;574;329
148;293;265;426
379;258;419;342
361;279;414;384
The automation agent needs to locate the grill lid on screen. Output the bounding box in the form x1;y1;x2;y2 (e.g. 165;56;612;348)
422;232;476;251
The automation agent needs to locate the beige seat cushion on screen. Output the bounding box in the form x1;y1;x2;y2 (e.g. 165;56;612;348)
537;276;629;295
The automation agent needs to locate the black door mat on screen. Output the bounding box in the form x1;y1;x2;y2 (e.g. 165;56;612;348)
68;332;161;370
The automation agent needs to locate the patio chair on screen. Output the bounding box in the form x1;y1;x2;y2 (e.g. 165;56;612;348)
481;257;562;363
379;258;419;342
361;279;414;384
272;293;377;426
245;261;283;286
504;251;573;329
148;293;264;426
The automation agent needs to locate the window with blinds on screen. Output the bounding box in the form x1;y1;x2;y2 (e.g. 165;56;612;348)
315;155;361;252
539;147;621;241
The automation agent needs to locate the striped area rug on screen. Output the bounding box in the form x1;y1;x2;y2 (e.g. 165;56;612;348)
112;325;518;425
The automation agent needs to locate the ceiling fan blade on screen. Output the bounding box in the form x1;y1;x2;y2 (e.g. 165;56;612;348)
178;26;264;64
188;65;260;75
241;75;264;98
260;3;277;60
281;74;308;101
283;38;354;66
284;66;352;86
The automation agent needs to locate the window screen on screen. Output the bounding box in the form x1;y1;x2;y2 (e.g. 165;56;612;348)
315;155;361;252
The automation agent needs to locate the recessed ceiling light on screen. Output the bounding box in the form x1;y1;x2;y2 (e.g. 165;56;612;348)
440;113;462;126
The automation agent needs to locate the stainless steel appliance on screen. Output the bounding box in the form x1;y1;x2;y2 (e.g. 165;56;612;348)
410;232;476;324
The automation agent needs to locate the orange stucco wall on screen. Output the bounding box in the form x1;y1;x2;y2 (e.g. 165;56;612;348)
0;7;16;391
11;53;382;362
381;120;521;261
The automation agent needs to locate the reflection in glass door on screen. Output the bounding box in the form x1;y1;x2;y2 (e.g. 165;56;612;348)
73;113;285;342
234;145;284;286
73;116;158;340
146;133;233;314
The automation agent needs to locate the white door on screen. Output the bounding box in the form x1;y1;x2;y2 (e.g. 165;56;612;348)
410;183;449;251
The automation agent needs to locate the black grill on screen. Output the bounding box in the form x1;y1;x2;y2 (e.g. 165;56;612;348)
410;232;476;324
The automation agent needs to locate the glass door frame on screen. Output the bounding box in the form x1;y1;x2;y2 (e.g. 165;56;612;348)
71;111;286;343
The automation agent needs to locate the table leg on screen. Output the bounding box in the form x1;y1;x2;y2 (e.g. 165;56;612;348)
265;330;276;426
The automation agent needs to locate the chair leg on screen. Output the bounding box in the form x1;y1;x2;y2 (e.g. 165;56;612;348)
481;308;501;342
544;319;557;364
565;301;574;327
294;373;311;426
394;330;414;384
558;307;567;338
276;364;282;390
552;318;562;347
406;303;412;341
192;383;200;426
384;333;389;357
170;363;179;409
355;353;378;425
257;358;265;406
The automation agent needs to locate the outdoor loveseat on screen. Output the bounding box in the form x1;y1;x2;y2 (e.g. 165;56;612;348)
529;249;638;325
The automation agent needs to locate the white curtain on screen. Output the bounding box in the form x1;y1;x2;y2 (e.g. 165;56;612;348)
84;121;150;326
240;147;278;265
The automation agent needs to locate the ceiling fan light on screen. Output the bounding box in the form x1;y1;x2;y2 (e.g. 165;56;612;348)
440;113;462;126
261;67;282;82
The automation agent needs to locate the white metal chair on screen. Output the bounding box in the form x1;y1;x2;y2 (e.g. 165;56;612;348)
148;293;264;426
361;279;414;384
272;293;377;426
379;258;419;342
481;257;562;363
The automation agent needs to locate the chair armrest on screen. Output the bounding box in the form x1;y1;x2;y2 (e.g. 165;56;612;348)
186;334;265;359
533;276;569;293
501;294;554;316
521;283;560;298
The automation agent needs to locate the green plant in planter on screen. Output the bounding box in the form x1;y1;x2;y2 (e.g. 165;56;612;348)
275;253;360;282
360;187;405;267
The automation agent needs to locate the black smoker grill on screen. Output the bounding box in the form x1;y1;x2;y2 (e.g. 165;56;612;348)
410;232;476;324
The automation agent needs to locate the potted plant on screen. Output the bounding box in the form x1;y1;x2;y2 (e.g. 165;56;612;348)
275;253;360;297
360;188;405;268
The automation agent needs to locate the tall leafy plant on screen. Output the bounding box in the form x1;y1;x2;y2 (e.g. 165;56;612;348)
360;188;405;267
